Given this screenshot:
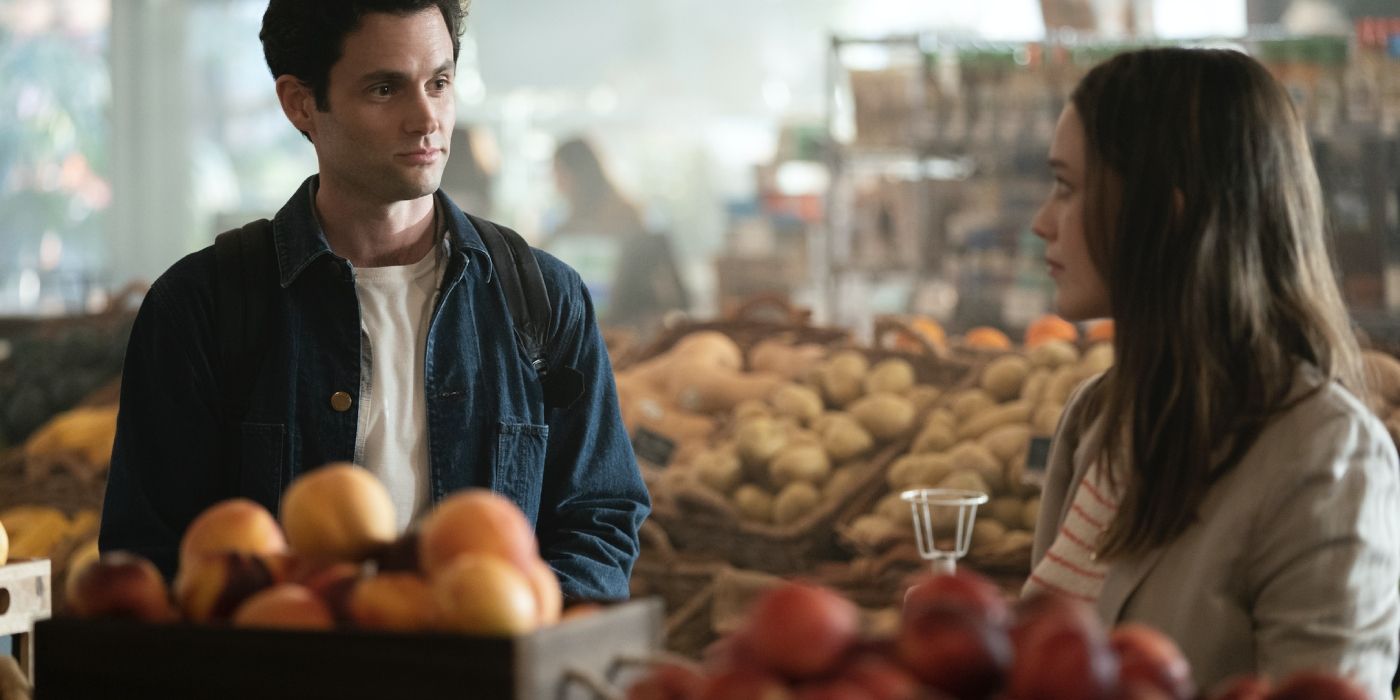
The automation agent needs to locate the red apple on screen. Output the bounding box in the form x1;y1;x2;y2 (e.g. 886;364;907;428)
1009;594;1118;700
742;582;860;679
1109;623;1195;699
1266;672;1368;700
895;603;1010;699
1210;675;1271;700
697;668;794;700
794;679;876;700
66;552;177;622
839;654;928;700
902;569;1011;626
626;663;704;700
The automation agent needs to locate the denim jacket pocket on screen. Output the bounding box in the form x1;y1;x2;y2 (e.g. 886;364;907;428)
493;422;549;523
239;422;285;512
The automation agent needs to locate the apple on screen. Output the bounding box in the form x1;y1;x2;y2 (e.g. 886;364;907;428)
1109;623;1194;699
1009;594;1118;700
626;663;704;700
1266;671;1368;700
895;603;1011;699
742;582;860;679
66;552;177;622
902;569;1010;626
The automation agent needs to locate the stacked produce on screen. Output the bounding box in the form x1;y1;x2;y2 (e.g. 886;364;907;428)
627;569;1369;700
64;464;578;635
843;333;1115;564
19;403;118;481
0;505;100;584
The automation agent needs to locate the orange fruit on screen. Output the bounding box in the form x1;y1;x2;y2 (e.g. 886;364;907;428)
963;327;1012;350
1024;315;1079;349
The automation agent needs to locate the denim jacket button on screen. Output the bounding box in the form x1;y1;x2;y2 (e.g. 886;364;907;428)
330;391;353;412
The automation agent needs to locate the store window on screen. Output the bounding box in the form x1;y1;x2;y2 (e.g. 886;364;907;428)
0;0;111;314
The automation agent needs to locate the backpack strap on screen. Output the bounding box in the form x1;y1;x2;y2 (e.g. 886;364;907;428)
213;218;276;426
466;213;584;410
466;213;552;375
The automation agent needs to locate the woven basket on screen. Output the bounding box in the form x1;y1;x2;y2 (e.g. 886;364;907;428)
648;438;905;575
869;316;982;389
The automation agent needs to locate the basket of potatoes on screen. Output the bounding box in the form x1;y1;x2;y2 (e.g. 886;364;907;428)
837;337;1116;575
647;344;979;574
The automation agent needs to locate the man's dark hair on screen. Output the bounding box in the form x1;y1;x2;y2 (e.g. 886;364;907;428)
260;1;468;112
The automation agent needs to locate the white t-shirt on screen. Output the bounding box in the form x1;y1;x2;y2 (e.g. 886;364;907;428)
352;237;447;532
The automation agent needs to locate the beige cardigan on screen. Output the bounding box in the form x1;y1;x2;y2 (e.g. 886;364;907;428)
1030;370;1400;697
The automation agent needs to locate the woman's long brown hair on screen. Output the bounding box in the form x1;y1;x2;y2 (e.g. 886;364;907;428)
1071;48;1366;558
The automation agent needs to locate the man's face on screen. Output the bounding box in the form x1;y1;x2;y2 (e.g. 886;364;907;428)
302;8;456;205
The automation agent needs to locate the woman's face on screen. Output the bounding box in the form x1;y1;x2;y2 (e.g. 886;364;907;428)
1031;106;1111;322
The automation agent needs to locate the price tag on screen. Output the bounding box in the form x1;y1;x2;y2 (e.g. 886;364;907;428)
632;428;677;468
1022;436;1053;487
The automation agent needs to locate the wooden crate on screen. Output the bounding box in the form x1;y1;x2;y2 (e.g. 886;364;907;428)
34;598;662;700
0;559;53;682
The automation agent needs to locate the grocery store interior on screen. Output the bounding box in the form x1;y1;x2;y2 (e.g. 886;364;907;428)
2;0;1400;696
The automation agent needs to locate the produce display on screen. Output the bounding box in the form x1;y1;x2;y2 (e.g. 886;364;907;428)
0;505;99;593
842;336;1114;565
64;463;572;635
627;569;1370;700
19;403;118;481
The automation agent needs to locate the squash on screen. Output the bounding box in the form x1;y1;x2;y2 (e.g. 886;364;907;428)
664;364;785;414
749;339;828;381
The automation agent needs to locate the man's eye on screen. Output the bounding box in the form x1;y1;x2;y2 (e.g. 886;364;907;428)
371;85;393;97
433;78;451;90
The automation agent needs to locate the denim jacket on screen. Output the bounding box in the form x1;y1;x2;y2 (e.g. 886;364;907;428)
100;176;650;601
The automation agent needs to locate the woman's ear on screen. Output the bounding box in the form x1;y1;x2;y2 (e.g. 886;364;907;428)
275;76;317;141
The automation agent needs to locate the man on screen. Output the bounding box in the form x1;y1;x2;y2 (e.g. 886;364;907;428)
100;0;650;602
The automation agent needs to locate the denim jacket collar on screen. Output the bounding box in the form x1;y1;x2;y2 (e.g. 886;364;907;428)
271;175;493;288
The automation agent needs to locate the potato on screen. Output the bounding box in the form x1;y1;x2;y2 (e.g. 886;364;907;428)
887;453;956;490
733;485;775;523
875;492;910;525
1021;496;1042;530
845;514;902;550
820;415;875;463
980;355;1031;402
957;401;1033;441
774;482;821;526
736;416;787;470
979;424;1031;465
820;351;870;407
950;389;997;423
927;408;957;430
850;392;917;442
985;496;1025;528
1027;339;1080;369
823;465;863;502
1043;366;1082;407
770;384;824;425
938;469;992;495
1020;368;1051;404
946;445;1002;493
733;399;771;421
912;419;957;454
1032;403;1064;436
694;447;743;495
864;358;916;395
971;520;1008;550
750;339;828;381
1079;342;1115;376
769;444;832;487
907;385;944;413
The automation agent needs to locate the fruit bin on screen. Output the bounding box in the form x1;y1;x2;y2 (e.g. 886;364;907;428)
0;558;53;681
33;597;663;700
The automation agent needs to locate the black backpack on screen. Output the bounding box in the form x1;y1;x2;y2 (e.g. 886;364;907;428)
213;213;580;430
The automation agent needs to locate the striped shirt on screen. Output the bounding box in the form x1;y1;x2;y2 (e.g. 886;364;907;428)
1023;461;1121;602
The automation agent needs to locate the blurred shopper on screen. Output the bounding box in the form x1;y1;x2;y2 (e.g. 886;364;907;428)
1025;47;1399;696
100;0;648;602
439;124;497;218
547;136;688;334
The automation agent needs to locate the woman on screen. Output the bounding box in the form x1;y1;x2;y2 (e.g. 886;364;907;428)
1025;47;1399;696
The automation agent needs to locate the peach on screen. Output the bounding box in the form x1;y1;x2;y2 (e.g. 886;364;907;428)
232;583;335;630
65;551;177;622
432;552;539;635
294;560;362;623
524;559;563;626
348;573;439;631
173;551;278;623
280;463;397;561
419;489;538;577
179;498;287;563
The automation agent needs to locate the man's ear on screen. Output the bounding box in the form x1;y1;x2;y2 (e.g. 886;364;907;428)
275;75;318;140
